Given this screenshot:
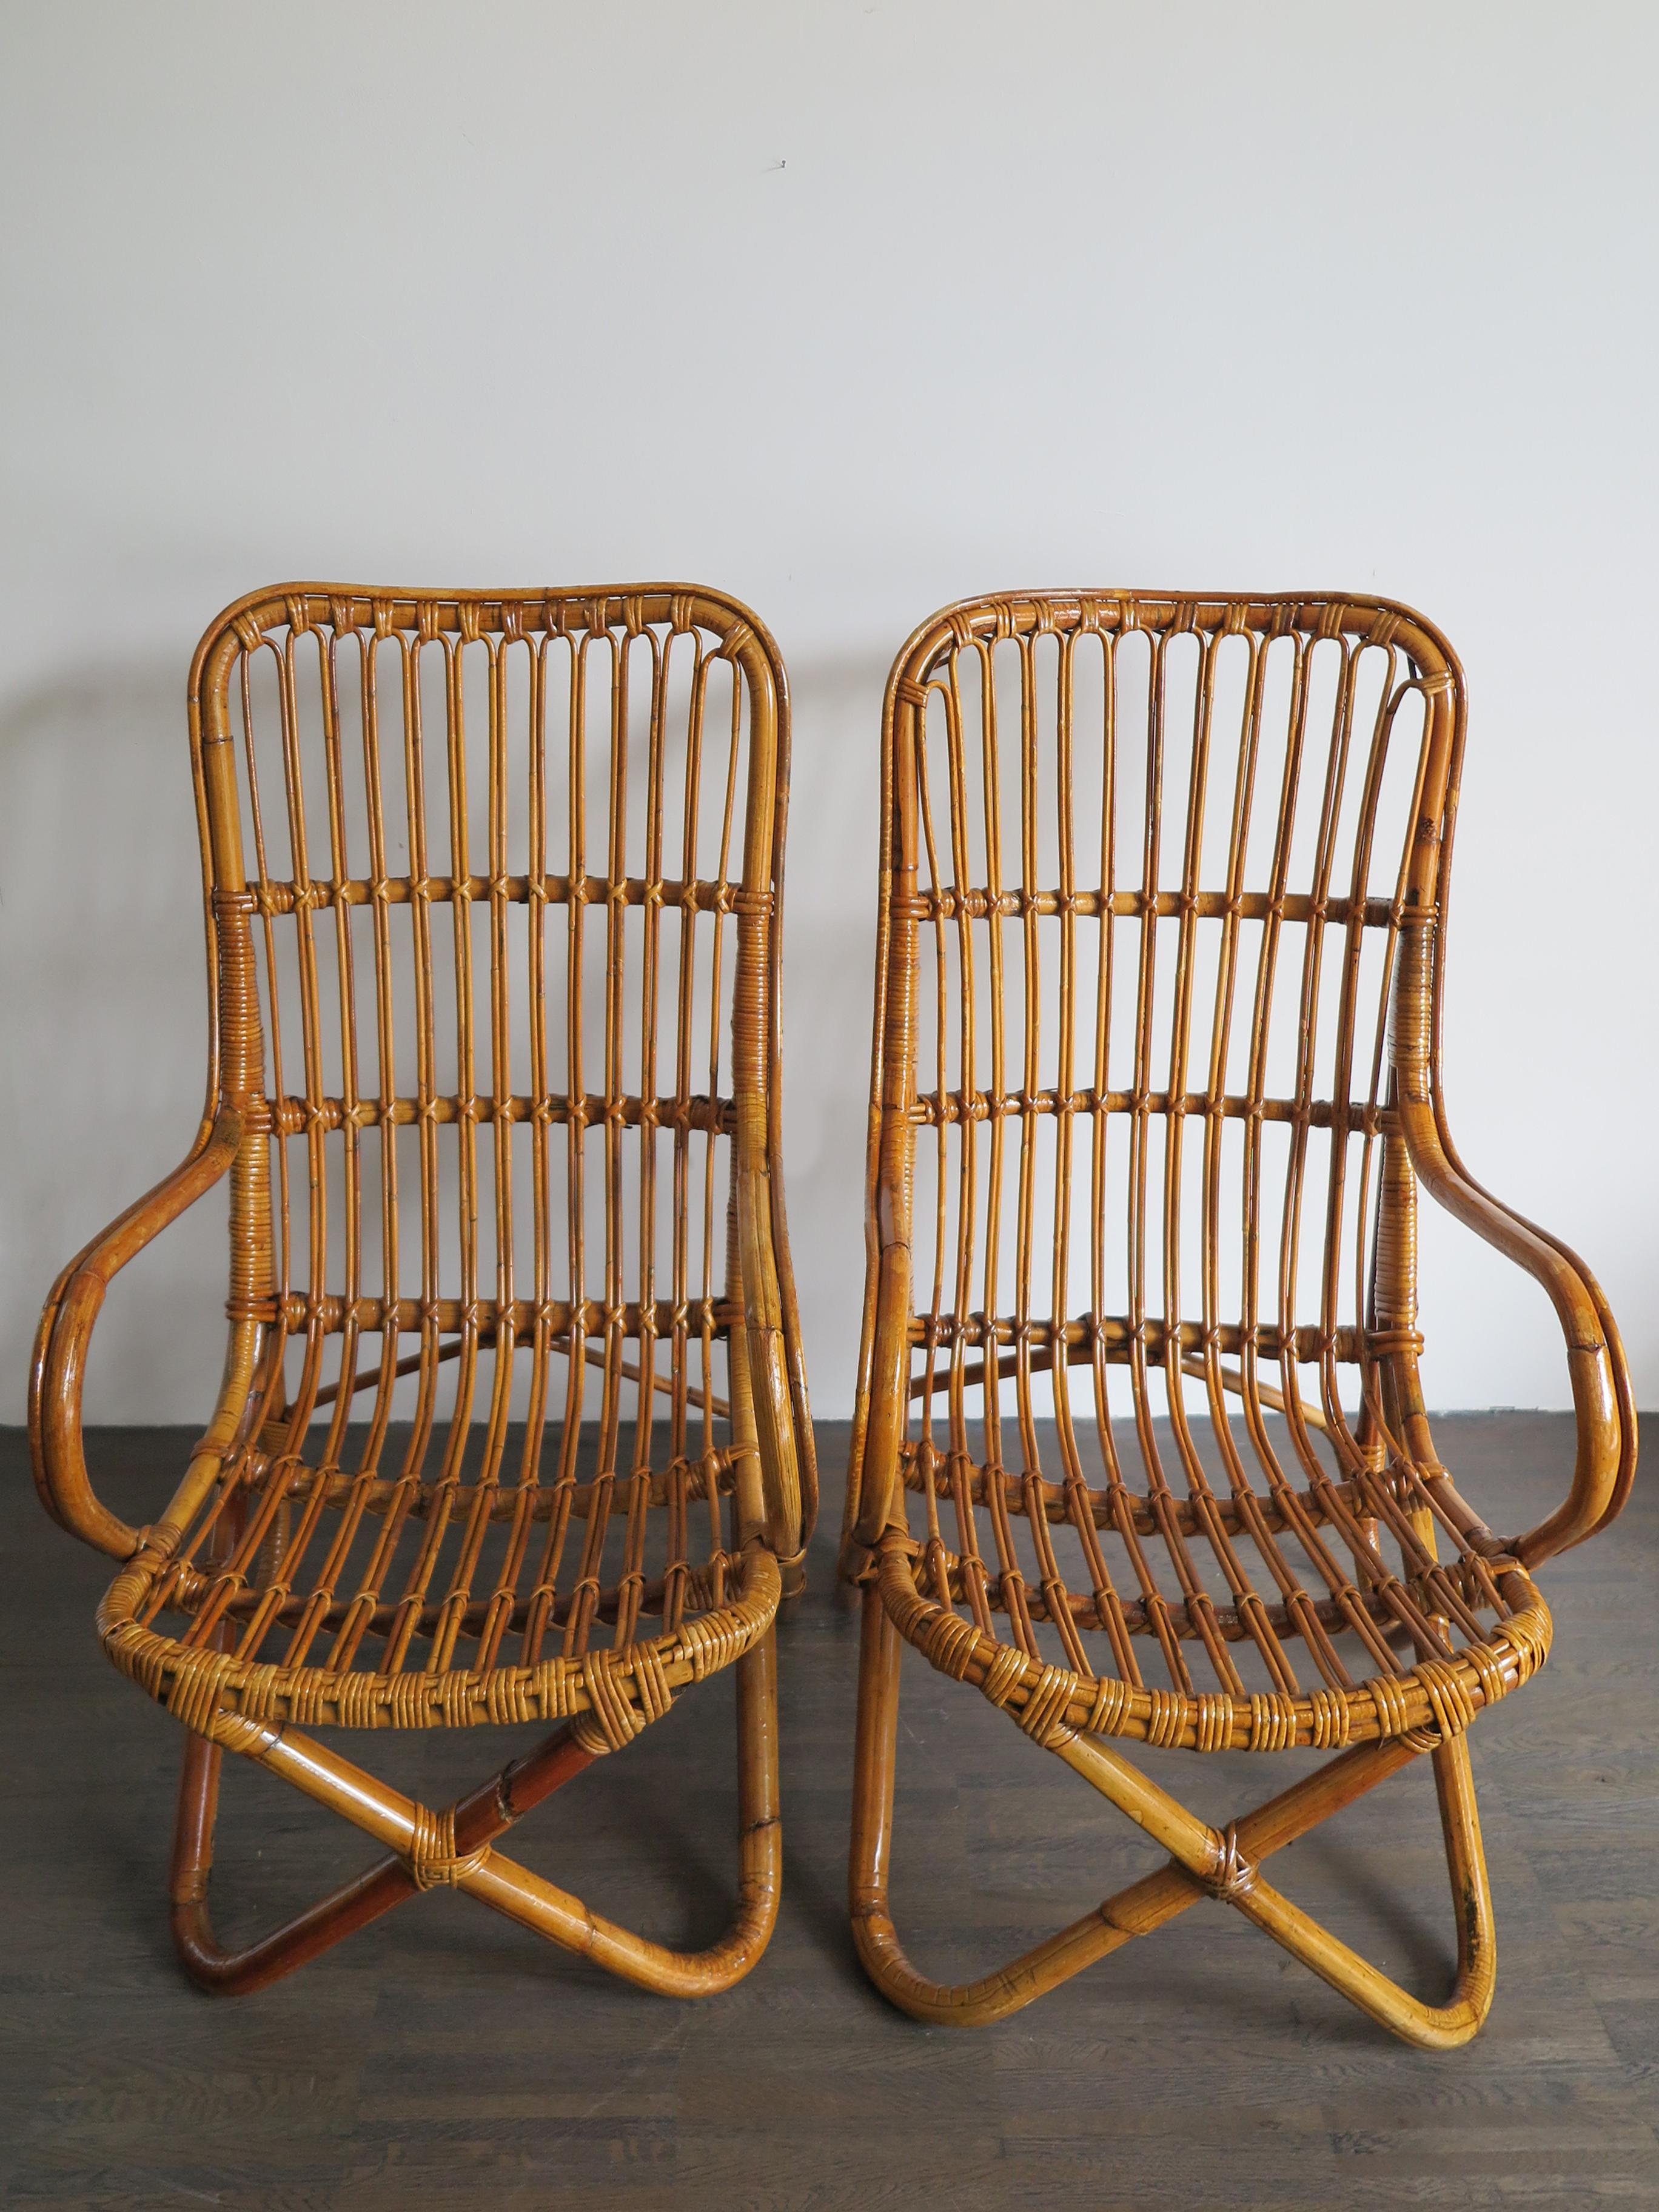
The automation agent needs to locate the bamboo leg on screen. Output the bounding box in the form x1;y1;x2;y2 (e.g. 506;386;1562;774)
1429;1728;1496;2021
451;1624;781;1998
850;1582;1149;2020
170;1721;594;1994
853;1584;1495;2045
477;1625;781;1994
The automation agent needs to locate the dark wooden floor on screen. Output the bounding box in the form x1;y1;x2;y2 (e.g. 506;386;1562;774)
4;1418;1657;2210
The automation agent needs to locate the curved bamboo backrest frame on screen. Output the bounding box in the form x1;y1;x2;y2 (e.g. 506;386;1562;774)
845;589;1630;1584
35;583;816;1574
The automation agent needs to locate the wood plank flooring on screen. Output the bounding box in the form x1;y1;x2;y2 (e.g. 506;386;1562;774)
4;1417;1655;2209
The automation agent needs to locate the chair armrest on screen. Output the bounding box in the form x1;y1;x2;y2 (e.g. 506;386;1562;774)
1399;1091;1635;1569
29;1110;244;1560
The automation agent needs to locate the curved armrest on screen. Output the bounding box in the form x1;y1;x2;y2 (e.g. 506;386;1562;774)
1400;1093;1635;1569
29;1110;244;1561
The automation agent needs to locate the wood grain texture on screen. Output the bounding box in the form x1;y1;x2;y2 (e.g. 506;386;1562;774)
4;1418;1656;2209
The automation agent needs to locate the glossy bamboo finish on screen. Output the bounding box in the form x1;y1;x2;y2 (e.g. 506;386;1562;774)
845;589;1634;2044
31;583;811;1997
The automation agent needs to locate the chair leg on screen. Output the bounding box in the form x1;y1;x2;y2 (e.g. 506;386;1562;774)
449;1625;783;1997
170;1627;782;1999
850;1578;1151;2021
850;1583;1496;2046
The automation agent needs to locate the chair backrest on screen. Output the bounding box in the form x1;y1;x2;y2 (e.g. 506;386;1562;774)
189;585;810;1518
851;591;1462;1537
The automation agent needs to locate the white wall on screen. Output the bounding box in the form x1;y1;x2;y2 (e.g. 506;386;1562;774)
2;0;1655;1426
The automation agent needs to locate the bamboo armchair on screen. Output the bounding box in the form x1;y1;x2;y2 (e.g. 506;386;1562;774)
32;583;814;1997
843;590;1635;2048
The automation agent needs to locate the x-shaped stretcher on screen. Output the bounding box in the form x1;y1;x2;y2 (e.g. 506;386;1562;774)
168;1632;783;2000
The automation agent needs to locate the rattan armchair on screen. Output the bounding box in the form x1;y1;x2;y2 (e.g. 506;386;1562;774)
843;590;1635;2048
32;583;814;1997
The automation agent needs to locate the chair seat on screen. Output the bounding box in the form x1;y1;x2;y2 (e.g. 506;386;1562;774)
876;1432;1552;1755
97;1431;780;1751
